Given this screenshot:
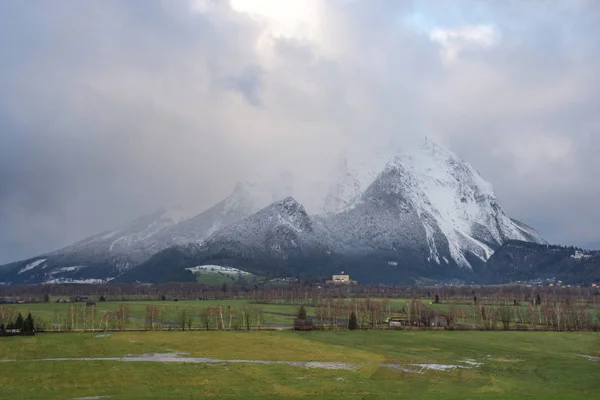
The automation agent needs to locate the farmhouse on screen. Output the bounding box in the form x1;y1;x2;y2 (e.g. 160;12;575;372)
387;317;410;329
387;314;450;329
326;272;357;285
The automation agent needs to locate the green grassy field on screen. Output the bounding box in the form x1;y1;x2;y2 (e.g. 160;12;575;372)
0;330;598;399
4;298;598;331
3;300;316;329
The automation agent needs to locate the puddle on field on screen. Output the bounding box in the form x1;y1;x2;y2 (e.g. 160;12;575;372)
38;353;357;370
74;397;112;400
380;364;422;374
0;353;484;374
577;354;600;361
457;359;484;367
409;364;467;372
95;334;112;338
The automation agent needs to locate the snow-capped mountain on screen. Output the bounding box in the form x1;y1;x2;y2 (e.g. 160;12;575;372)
0;138;548;285
123;140;547;284
119;197;335;282
322;149;392;214
319;139;544;269
205;197;320;259
0;176;292;284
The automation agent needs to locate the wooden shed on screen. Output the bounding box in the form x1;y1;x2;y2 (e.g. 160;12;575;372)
294;319;314;331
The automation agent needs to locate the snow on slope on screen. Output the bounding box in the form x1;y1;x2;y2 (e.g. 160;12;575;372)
18;259;47;275
204;197;318;260
398;140;544;260
323;150;391;214
324;138;545;268
43;278;114;285
12;174;295;281
2;137;545;283
185;265;251;276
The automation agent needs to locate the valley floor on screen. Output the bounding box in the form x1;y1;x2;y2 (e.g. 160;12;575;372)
0;331;598;399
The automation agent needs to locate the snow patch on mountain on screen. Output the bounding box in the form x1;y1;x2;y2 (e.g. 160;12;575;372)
43;278;114;285
18;259;47;275
186;265;251;276
47;266;86;276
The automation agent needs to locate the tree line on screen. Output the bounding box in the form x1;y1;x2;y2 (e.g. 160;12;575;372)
0;310;37;335
2;281;599;305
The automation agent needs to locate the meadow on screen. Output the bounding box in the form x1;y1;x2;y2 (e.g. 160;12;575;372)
0;330;598;399
2;300;314;330
3;296;599;332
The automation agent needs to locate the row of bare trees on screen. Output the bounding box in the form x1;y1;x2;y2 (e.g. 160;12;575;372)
308;297;600;331
146;304;264;331
1;303;269;332
3;281;599;306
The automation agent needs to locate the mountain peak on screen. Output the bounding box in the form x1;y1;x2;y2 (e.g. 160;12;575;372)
276;196;303;210
419;136;452;153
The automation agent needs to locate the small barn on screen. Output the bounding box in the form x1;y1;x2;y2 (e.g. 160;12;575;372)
294;319;314;331
387;318;410;329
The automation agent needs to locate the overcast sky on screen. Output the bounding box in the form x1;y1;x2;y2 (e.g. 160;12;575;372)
1;0;599;264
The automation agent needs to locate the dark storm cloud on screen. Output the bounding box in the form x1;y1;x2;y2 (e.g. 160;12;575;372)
1;0;599;263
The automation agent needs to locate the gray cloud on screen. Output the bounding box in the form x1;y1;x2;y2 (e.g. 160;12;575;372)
1;0;599;263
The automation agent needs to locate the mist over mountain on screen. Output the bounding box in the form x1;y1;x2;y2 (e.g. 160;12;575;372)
3;139;576;286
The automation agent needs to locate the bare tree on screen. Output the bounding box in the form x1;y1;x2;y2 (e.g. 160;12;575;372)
186;312;194;331
145;304;159;330
240;304;254;331
499;306;512;330
178;309;187;331
115;304;130;331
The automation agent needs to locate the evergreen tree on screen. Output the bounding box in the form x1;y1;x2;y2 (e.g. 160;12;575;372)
0;323;5;334
23;313;35;333
535;294;541;306
473;296;477;305
297;305;307;320
221;283;228;293
15;313;24;331
161;294;166;301
348;312;358;330
99;295;106;302
43;293;50;303
434;294;440;304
